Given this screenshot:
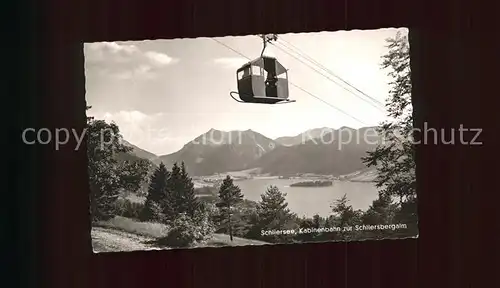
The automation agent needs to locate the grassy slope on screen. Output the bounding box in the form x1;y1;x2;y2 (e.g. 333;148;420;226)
92;227;159;252
94;216;269;249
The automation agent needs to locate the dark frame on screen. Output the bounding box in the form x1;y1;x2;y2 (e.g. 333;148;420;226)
17;0;495;287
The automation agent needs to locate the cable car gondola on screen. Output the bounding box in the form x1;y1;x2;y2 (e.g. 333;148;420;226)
230;34;295;104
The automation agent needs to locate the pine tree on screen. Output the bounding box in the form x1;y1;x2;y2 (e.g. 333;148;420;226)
259;186;291;220
179;161;200;217
312;214;322;228
330;194;363;240
164;162;182;220
140;162;170;222
331;195;353;225
361;193;397;239
216;175;243;241
256;185;296;242
362;193;396;225
165;162;200;220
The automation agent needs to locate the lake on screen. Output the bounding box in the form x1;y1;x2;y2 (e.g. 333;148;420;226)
233;178;379;218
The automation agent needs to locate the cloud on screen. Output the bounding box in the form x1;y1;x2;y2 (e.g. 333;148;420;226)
144;51;178;66
213;57;249;69
94;110;168;146
85;42;139;63
90;42;138;54
102;110;159;124
110;65;155;80
84;42;178;79
91;110;191;155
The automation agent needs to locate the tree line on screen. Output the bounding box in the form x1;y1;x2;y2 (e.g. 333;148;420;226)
116;161;417;246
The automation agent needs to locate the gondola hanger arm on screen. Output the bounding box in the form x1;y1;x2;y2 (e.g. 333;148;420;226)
260;34;278;57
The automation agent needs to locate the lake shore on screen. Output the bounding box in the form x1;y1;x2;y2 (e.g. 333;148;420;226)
125;176;379;218
191;172;374;188
290;180;334;187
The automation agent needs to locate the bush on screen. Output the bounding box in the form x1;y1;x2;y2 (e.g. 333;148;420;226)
114;198;144;220
139;200;167;223
156;211;215;248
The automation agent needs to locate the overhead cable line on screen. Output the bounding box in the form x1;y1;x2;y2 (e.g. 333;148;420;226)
211;38;368;126
268;39;386;112
276;37;386;109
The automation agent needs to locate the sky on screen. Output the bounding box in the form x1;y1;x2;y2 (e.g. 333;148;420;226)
84;27;409;155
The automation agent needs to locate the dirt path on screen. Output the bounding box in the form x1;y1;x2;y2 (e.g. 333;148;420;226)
209;234;269;246
91;227;159;253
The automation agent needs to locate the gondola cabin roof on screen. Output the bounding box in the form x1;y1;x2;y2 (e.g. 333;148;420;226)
240;56;287;75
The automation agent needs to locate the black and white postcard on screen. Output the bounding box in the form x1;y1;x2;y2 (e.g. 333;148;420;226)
84;28;418;253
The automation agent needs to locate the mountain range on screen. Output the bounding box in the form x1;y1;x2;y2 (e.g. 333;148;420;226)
121;140;159;161
120;127;382;177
